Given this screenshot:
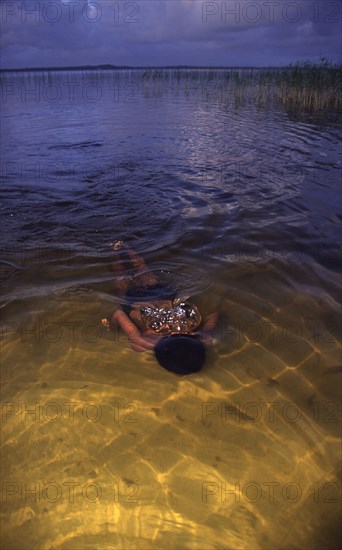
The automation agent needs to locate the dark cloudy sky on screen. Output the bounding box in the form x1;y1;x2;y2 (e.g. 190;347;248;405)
0;0;341;68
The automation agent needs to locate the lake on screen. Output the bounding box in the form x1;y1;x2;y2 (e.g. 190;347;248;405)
1;68;341;549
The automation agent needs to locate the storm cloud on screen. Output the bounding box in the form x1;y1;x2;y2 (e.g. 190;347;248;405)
0;0;341;68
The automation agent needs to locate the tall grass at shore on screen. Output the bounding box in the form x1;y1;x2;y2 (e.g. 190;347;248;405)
140;62;342;111
264;62;341;110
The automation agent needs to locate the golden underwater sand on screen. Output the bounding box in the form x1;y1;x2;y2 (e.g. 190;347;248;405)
1;258;341;550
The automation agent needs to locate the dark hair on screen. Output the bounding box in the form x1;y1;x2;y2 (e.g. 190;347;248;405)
154;335;206;375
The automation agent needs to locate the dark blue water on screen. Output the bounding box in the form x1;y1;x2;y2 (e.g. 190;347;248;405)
1;70;341;265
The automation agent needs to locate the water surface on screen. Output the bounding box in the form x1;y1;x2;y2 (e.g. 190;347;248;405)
1;69;341;549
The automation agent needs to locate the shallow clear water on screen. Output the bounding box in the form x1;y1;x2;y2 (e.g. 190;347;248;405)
1;69;341;549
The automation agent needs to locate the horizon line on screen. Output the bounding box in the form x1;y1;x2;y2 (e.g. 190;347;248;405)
0;62;330;73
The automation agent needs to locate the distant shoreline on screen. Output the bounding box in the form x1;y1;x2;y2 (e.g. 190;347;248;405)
0;64;284;73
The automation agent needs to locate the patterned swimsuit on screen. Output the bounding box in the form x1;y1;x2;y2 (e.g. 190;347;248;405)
139;300;201;335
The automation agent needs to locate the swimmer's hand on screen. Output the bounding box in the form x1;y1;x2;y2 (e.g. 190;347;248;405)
129;335;156;353
200;333;217;345
101;312;119;331
102;318;110;330
112;309;157;353
200;313;219;345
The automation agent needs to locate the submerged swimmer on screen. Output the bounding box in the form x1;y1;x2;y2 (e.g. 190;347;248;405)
102;241;218;375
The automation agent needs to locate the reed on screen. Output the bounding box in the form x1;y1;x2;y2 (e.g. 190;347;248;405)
228;62;342;110
139;62;341;111
273;61;342;110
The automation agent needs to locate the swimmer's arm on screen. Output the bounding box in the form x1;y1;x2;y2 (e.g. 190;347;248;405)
112;309;155;352
202;312;218;333
199;312;218;344
102;308;137;335
113;309;140;338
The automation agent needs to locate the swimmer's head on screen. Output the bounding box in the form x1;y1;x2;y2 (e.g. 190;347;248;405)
154;334;206;375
